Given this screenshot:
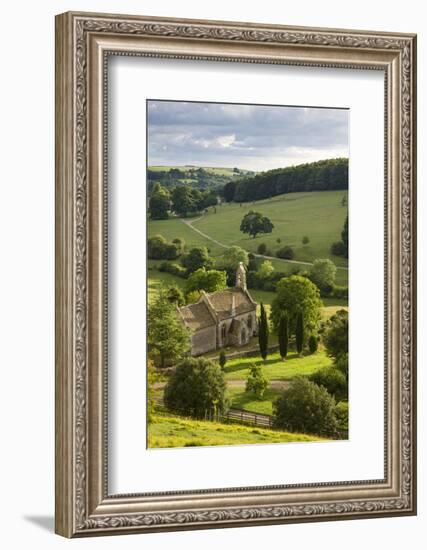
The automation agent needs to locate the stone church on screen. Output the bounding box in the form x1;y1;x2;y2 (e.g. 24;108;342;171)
178;262;257;356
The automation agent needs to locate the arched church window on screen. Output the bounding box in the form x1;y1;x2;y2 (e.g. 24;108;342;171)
247;315;252;329
221;324;226;343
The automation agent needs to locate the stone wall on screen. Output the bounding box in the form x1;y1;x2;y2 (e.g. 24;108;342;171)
191;325;217;356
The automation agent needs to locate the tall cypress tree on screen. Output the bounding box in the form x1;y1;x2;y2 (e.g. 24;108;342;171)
296;311;304;356
258;302;269;361
341;214;348;259
278;314;288;361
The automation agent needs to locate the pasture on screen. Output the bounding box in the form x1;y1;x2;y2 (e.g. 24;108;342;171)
193;190;348;267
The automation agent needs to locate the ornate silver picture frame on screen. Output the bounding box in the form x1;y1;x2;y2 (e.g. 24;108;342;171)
55;11;417;537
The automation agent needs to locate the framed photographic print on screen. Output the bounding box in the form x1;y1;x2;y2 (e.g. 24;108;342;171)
55;11;417;537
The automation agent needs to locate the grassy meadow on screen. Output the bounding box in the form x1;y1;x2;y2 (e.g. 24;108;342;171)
148;414;327;448
148;190;349;286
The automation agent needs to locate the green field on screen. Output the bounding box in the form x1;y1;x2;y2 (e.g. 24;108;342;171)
193;190;348;266
148;414;326;448
224;350;333;381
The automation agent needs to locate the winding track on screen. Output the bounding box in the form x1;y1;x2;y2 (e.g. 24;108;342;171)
181;215;349;271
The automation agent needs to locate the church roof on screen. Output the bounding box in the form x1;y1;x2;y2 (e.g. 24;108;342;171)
179;301;216;331
205;288;255;321
179;287;256;332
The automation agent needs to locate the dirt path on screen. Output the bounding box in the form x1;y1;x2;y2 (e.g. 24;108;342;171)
181;216;349;271
152;379;290;390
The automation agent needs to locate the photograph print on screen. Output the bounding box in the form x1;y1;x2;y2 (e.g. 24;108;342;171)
146;100;349;449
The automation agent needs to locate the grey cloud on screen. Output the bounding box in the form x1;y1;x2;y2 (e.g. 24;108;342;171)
147;100;348;170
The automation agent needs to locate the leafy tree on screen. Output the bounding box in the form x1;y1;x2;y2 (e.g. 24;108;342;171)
171;186;196;217
273;377;338;436
185;290;202;304
330;240;346;257
258;302;269;361
147;234;167;259
219;245;249;270
172;237;185;254
240;211;274;238
245;364;268;399
309;258;337;295
165;285;185;306
276;246;295;260
308;334;318;354
323;309;348;360
258;260;274;281
278;314;288;360
147;234;180;260
229;158;348;203
181;246;213;273
342;215;348;258
149;183;170;220
185;268;227;295
309;367;348;402
302;236;310;245
219;350;227;370
296;312;304;355
148;290;190;368
164;357;229;417
271;275;322;337
341;195;347;207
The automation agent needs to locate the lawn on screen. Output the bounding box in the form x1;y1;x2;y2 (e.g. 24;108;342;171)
223;350;333;381
148;414;326;448
227;386;282;416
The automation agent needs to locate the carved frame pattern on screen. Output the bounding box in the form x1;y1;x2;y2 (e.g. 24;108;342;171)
55;11;416;537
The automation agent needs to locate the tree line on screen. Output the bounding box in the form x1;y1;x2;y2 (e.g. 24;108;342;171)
221;158;348;203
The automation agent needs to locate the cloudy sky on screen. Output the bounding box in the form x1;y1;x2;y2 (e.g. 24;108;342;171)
147;100;348;172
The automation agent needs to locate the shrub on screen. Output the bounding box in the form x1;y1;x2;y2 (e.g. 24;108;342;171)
257;243;267;255
158;261;187;278
273;377;338;436
245;364;268;399
323;309;349;360
276;246;295;260
331;285;348;299
308;334;318;354
309;366;348;401
335;401;349;431
302;236;310;245
335;352;348;379
331;240;346;257
148;235;180;260
164;357;229;418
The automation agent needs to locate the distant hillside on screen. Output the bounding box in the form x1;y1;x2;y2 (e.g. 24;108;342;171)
222;158;348;203
147;165;256;193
